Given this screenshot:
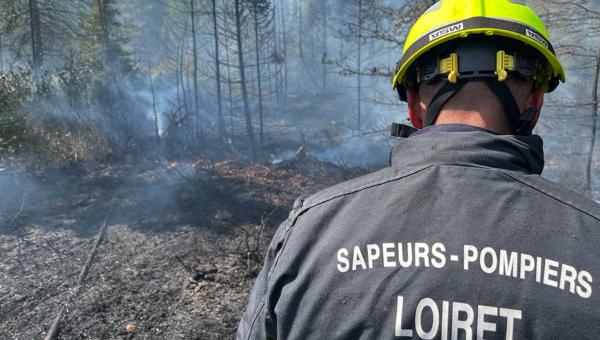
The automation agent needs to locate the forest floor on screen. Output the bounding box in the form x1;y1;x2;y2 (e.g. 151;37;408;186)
0;147;370;339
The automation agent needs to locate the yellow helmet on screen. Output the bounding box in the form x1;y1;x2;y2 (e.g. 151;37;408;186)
392;0;565;99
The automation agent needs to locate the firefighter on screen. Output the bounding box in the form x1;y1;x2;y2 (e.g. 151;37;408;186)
237;1;600;339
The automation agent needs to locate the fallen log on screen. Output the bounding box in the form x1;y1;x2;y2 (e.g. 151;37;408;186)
44;208;112;340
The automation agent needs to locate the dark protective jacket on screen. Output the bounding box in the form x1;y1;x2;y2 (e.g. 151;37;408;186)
237;125;600;340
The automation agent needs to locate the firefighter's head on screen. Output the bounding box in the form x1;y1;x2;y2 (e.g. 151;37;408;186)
406;64;545;135
392;0;565;135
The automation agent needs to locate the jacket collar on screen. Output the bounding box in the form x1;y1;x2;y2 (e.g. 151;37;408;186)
390;124;544;175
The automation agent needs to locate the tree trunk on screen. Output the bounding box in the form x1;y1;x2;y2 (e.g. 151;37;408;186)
235;0;256;161
186;54;193;143
211;0;225;137
179;32;189;121
95;0;120;137
253;3;265;159
96;0;111;65
190;0;201;138
270;6;277;104
227;50;234;135
149;66;160;155
584;50;600;194
272;4;282;107
281;2;288;106
0;34;4;72
223;8;235;135
298;0;303;61
28;0;43;83
356;0;363;130
176;41;182;113
322;0;328;96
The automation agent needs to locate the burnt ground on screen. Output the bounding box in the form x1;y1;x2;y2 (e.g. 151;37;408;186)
0;148;370;339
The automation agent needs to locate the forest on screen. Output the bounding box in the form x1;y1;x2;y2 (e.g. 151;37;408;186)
0;0;599;338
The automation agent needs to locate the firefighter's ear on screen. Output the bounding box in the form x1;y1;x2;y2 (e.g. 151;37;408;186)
406;88;424;129
528;87;545;128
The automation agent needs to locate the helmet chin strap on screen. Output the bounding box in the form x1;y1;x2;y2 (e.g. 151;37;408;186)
481;79;536;135
424;80;467;128
515;107;537;135
423;79;536;135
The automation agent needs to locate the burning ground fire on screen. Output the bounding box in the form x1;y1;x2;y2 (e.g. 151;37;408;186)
0;148;370;339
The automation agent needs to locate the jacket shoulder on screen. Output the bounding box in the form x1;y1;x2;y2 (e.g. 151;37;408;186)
503;171;600;222
296;165;430;214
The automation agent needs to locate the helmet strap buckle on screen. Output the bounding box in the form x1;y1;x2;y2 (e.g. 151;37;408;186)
439;53;460;84
496;50;516;82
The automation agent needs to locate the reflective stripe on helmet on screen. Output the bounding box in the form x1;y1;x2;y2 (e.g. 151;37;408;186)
393;17;559;91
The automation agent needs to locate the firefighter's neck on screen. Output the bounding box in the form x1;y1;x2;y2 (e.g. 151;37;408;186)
407;81;544;135
433;108;513;135
407;84;526;135
407;95;513;135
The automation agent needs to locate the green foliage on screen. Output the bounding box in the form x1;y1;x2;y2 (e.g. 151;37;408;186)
0;114;26;154
80;0;135;74
25;115;112;165
0;72;29;153
243;0;271;13
0;69;112;166
58;51;96;109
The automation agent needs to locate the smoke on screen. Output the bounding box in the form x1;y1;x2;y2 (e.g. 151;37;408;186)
1;0;597;194
0;167;47;235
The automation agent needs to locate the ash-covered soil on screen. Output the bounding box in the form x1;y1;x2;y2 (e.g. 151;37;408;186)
0;149;369;339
